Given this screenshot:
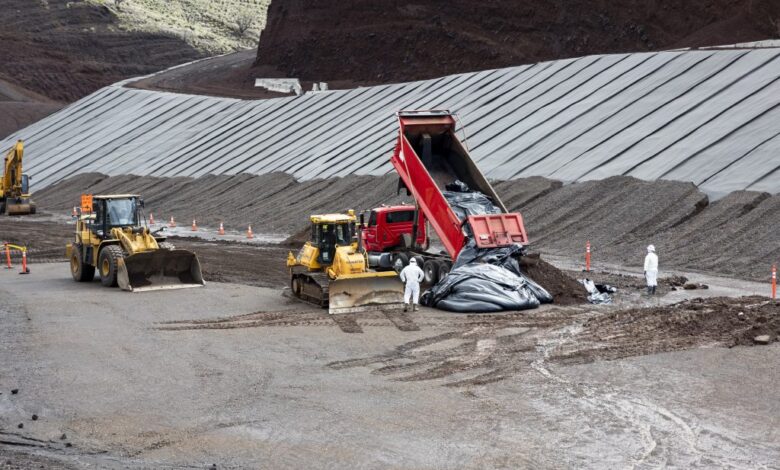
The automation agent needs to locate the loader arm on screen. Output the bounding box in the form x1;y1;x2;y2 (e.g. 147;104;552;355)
110;227;160;255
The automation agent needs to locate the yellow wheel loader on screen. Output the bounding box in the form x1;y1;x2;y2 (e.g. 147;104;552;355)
1;140;36;215
66;194;204;292
287;210;404;314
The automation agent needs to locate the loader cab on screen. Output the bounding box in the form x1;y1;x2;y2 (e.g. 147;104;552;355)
309;213;357;266
89;195;142;239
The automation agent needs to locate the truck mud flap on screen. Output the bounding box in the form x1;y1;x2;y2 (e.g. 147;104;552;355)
328;274;405;314
117;250;204;292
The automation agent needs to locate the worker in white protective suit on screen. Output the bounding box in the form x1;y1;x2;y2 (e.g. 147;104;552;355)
644;244;658;295
400;258;425;312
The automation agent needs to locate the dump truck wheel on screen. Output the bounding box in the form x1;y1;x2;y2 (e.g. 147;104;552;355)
70;245;95;282
158;242;175;250
98;245;124;287
392;252;409;274
423;259;439;284
437;261;451;280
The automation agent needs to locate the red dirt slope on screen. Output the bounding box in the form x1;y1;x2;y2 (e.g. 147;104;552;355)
255;0;780;84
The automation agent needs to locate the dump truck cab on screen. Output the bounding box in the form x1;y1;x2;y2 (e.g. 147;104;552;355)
67;194;203;291
360;205;427;253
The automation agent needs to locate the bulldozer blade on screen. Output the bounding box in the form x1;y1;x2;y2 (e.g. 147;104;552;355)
117;249;204;292
328;274;405;314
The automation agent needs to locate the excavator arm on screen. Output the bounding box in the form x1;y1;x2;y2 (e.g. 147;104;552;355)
1;140;35;215
2;140;24;197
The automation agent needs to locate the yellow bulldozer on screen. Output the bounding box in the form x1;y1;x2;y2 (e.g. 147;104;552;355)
287;210;404;314
66;194;204;292
1;140;36;215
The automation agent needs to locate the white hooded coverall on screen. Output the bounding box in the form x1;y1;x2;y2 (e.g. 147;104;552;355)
400;259;425;305
644;247;658;287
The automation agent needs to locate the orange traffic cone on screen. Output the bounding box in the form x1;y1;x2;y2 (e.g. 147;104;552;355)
4;243;12;269
191;219;198;231
19;250;29;275
247;225;254;239
71;207;77;218
168;216;176;228
149;213;155;225
218;222;225;235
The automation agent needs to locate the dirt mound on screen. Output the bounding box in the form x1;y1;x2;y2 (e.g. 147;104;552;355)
254;0;779;85
521;255;588;305
556;296;780;364
33;172;780;281
34;172;410;233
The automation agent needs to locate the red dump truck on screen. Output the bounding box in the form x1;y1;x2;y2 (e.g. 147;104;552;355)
362;110;529;284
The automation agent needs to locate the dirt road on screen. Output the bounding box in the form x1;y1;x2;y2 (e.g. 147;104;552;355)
1;263;778;468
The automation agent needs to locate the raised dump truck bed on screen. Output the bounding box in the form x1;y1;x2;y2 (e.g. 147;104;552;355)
390;110;528;261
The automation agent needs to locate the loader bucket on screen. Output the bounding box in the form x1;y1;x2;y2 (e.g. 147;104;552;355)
328;272;405;314
6;202;33;215
117;249;204;292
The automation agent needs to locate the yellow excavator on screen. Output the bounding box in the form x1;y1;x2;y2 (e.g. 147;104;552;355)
1;140;36;215
66;194;204;292
287;210;404;314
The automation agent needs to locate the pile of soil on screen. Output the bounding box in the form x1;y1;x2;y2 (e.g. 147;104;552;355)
254;0;779;85
32;172;780;281
521;255;588;305
511;175;780;281
33;172;411;234
555;296;780;364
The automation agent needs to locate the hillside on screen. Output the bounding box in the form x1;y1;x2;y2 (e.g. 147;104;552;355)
87;0;271;53
254;0;780;84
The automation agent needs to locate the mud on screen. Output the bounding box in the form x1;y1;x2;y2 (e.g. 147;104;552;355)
326;296;778;387
255;0;779;85
556;296;780;364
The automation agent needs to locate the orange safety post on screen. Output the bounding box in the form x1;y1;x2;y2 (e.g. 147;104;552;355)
4;243;12;269
218;222;225;236
168;216;176;228
19;249;29;275
585;240;591;272
191;219;198;231
149;213;155;225
772;264;777;300
247;225;254;239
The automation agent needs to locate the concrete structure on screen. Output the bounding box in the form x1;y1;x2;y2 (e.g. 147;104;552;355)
3;47;780;198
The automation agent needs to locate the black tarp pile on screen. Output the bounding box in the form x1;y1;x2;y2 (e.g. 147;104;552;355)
421;181;553;313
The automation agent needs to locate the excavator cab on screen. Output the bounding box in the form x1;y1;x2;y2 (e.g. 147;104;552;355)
67;194;204;292
287;211;404;314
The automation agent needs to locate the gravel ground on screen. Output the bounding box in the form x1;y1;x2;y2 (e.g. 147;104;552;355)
0;264;778;468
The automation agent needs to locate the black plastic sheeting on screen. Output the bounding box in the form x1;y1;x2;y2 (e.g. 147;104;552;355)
421;181;553;312
579;279;615;304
